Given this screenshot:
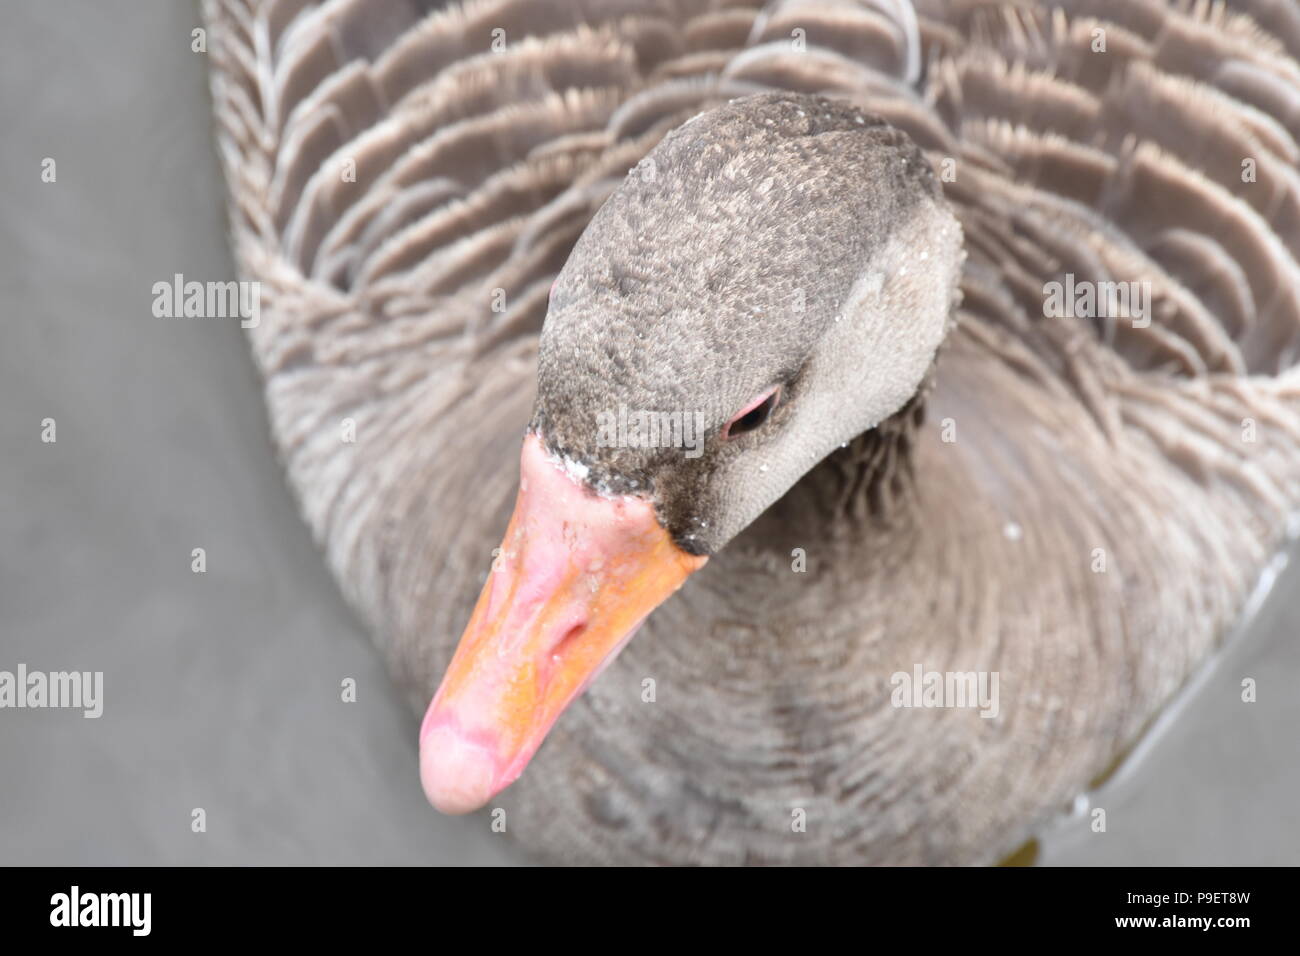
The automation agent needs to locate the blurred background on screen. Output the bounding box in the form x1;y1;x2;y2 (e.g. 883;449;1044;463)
1;0;1297;865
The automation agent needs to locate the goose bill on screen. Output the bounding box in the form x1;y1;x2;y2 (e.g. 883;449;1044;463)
419;433;707;814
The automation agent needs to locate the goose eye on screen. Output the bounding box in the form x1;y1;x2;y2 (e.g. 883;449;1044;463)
722;386;781;440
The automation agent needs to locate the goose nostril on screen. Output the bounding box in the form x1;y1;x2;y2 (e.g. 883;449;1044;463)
553;623;587;659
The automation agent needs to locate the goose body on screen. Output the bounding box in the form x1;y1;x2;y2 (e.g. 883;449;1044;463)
204;0;1300;864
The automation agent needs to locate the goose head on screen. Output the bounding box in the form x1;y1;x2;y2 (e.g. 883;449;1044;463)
420;92;963;814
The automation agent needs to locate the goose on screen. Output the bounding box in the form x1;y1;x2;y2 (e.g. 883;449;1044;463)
202;0;1300;864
